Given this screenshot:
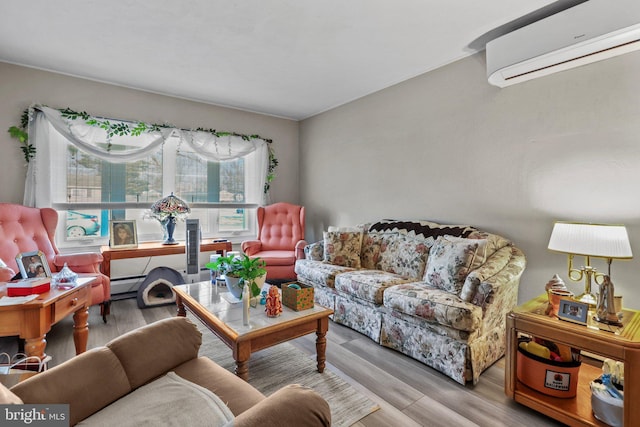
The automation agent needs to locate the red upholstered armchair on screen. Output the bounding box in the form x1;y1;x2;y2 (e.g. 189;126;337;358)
241;203;307;281
0;204;111;322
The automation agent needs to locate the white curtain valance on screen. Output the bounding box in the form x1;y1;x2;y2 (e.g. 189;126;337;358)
36;105;267;163
24;105;269;207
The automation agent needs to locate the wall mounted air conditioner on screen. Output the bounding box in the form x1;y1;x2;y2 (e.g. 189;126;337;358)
486;0;640;87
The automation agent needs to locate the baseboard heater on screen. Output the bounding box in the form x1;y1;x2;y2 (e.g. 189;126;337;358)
110;267;211;295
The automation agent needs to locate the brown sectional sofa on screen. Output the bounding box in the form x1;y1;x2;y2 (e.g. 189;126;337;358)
1;317;331;426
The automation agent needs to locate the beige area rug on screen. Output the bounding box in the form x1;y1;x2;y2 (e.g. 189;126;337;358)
193;320;380;426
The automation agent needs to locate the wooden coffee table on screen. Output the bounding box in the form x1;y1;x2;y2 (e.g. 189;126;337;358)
174;281;334;381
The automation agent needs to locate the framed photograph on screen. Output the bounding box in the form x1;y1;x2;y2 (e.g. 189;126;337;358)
558;298;589;325
109;220;138;248
16;250;52;279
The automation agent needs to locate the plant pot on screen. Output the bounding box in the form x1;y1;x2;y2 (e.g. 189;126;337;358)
225;275;243;299
252;273;267;289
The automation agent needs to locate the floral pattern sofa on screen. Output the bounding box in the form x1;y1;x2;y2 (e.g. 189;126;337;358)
294;219;526;385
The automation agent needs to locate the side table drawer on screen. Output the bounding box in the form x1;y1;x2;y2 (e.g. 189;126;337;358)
53;288;89;323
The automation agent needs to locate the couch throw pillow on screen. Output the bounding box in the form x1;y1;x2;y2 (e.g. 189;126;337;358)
424;236;480;294
378;234;429;279
360;232;398;270
440;235;488;272
323;231;363;268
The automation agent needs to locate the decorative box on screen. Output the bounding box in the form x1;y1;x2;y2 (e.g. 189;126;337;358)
7;278;51;296
282;282;314;311
517;346;581;398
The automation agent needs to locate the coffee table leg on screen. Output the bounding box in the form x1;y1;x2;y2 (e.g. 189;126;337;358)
316;317;329;373
176;295;186;317
234;343;250;381
73;307;89;355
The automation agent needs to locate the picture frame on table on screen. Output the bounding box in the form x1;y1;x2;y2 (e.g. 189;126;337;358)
16;250;51;279
109;220;138;248
558;298;589;325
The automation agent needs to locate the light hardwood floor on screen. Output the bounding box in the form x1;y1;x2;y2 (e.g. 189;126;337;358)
0;299;563;426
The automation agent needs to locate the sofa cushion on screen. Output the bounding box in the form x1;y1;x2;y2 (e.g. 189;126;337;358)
323;231;363;268
424;236;481;294
295;259;355;288
378;234;429;279
360;232;397;270
334;270;411;304
383;282;483;333
173;357;265;417
440;235;488;272
252;250;296;266
106;317;202;390
76;372;234;426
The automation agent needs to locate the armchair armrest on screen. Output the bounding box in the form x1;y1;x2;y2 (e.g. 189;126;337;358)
0;266;16;282
233;384;330;427
53;252;103;274
295;240;308;260
241;240;262;256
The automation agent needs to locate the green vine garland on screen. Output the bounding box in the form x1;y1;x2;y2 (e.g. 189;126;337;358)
8;106;278;194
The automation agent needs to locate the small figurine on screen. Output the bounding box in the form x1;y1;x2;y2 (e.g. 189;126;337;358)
544;274;573;316
265;285;282;317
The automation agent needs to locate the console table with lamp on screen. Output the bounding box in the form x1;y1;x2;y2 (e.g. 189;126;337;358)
506;221;635;426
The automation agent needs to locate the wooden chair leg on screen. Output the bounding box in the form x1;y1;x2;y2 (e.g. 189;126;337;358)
100;300;111;323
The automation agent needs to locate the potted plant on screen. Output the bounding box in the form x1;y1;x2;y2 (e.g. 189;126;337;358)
236;254;267;299
206;254;266;300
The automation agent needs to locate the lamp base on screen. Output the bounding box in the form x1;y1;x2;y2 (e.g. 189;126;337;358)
594;315;623;327
575;292;598;307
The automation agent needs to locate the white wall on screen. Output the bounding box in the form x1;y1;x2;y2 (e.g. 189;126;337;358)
0;62;299;206
299;51;640;307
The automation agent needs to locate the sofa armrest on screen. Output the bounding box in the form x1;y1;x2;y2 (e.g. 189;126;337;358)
241;240;262;256
468;247;526;333
11;347;132;426
295;240;308;260
232;384;330;427
304;241;324;261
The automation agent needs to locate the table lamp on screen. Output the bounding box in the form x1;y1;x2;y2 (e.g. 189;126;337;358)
547;222;632;306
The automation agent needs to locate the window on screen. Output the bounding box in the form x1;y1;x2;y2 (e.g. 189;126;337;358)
28;107;268;248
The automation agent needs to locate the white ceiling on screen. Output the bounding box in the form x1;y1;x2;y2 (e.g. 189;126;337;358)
1;0;580;120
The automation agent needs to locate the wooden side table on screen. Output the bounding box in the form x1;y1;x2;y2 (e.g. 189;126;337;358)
506;294;640;426
100;241;232;278
0;276;95;360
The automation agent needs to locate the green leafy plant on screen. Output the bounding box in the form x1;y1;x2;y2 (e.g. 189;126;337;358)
8;110;35;163
206;254;266;298
206;254;242;278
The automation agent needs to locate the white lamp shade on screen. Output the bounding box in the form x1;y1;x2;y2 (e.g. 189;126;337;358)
548;222;633;259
